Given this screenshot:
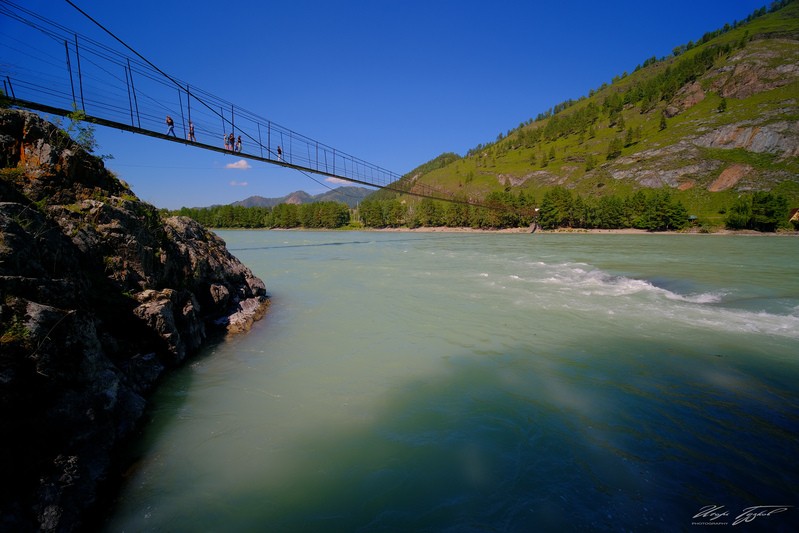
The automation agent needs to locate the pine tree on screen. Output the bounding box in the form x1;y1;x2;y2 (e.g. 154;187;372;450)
606;136;623;160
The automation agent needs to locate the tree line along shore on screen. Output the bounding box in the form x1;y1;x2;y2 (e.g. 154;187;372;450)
167;188;797;233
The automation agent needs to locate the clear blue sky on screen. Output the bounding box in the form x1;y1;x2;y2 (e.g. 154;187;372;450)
4;0;771;209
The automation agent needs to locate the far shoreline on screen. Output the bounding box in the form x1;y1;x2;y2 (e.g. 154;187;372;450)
213;226;799;236
371;227;798;236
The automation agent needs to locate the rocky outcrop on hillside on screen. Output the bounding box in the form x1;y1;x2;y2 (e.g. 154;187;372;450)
707;163;753;191
497;170;564;188
710;39;799;99
0;109;269;531
664;81;706;118
692;121;799;158
611;158;720;189
665;39;799;116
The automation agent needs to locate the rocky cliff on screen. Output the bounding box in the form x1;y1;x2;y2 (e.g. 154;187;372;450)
0;109;269;531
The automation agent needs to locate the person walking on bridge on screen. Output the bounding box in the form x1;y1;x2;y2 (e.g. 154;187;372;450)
236;135;242;153
165;115;176;137
188;121;196;142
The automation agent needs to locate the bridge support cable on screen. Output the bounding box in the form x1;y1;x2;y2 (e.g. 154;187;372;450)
178;88;185;139
63;40;76;105
126;58;140;128
124;65;134;126
186;84;192;138
74;34;85;111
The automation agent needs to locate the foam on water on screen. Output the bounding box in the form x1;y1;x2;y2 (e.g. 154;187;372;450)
477;258;799;340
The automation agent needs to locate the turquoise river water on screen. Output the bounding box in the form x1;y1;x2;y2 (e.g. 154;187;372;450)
104;231;799;532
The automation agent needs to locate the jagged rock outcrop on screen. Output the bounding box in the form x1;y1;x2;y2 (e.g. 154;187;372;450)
710;39;799;99
692;121;799;158
664;81;706;118
611;161;720;189
496;170;564;187
0;109;269;531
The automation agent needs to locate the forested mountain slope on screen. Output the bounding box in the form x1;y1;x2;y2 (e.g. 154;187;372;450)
377;1;799;229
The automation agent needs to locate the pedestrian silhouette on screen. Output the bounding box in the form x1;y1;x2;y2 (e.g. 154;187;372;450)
236;135;242;153
188;121;196;142
165;115;175;137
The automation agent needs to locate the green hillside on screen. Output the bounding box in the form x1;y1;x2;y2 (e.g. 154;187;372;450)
373;0;799;230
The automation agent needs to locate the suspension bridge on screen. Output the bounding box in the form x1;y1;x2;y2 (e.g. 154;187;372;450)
0;0;491;208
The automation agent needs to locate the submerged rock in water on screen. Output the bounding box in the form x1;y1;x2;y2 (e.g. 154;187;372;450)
0;109;269;531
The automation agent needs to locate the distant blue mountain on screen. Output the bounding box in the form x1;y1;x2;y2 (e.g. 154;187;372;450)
231;186;373;209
